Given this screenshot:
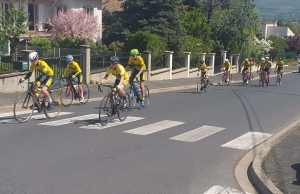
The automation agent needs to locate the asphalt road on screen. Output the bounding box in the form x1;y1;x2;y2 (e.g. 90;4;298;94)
1;69;300;194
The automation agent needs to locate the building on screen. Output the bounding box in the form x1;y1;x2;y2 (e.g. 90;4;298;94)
260;21;295;39
0;0;103;41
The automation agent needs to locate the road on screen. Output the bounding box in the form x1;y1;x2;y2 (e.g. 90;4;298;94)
1;70;300;194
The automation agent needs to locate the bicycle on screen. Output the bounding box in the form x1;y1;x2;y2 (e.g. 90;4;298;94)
275;70;283;86
242;70;249;86
59;77;90;107
98;84;130;126
221;70;232;86
126;79;150;110
13;82;62;123
197;74;210;93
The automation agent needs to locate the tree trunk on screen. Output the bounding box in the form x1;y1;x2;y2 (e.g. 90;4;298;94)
9;37;20;61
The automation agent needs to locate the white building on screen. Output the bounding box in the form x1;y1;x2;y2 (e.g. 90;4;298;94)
260;21;294;39
0;0;103;41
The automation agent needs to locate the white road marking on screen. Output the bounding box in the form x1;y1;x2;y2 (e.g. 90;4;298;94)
221;132;272;150
0;112;74;123
81;116;145;130
204;185;250;194
123;120;184;135
170;125;225;142
38;114;98;126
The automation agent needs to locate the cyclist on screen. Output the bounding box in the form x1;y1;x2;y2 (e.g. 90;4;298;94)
99;56;129;106
221;59;231;82
63;54;84;102
127;49;147;107
197;59;209;90
264;56;272;75
18;51;54;110
240;58;252;84
257;58;266;80
274;57;284;78
249;57;254;80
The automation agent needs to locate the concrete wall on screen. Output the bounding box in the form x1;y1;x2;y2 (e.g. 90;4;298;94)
172;68;188;79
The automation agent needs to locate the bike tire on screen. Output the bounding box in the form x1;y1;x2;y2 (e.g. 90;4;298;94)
13;91;34;123
44;90;62;119
126;87;136;110
202;80;207;93
60;84;73;107
118;93;130;121
197;81;202;93
143;86;150;107
99;95;113;126
80;82;90;104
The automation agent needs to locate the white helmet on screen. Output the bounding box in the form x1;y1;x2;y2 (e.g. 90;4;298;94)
225;59;229;62
265;56;269;60
261;57;265;61
29;52;38;61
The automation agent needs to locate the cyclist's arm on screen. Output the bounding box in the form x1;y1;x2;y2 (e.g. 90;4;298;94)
100;74;109;84
137;66;144;77
118;75;125;87
63;64;70;77
23;65;35;80
72;62;82;76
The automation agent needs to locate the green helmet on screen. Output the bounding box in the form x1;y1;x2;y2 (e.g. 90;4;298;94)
130;49;139;56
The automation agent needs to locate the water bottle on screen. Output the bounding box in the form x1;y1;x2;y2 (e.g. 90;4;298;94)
135;87;141;96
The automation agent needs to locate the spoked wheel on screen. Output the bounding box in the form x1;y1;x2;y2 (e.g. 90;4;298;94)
202;81;207;93
99;95;113;126
80;83;90;104
197;81;202;93
13;91;34;123
44;90;62;119
126;87;136;110
60;84;73;107
117;93;130;121
143;86;150;108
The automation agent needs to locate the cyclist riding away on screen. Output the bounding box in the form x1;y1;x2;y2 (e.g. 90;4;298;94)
127;49;147;107
221;59;231;82
198;59;209;90
275;57;284;78
240;58;252;84
63;54;84;102
99;56;129;106
18;51;54;110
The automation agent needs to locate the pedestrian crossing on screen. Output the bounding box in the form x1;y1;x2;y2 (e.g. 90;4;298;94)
0;111;272;150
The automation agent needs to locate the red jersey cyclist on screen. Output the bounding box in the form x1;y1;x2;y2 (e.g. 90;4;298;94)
63;54;84;102
127;49;147;107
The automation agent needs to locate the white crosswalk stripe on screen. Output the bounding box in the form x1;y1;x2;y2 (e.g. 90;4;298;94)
170;125;225;142
123;120;184;135
0;112;74;123
38;114;98;126
221;131;272;150
81;116;145;130
204;185;250;194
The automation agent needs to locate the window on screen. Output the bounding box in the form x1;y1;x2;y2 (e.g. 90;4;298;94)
1;3;11;11
83;6;93;15
57;4;67;15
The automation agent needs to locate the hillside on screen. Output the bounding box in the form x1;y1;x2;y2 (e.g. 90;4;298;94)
255;0;300;13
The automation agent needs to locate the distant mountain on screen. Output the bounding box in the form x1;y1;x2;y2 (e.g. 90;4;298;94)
254;0;300;13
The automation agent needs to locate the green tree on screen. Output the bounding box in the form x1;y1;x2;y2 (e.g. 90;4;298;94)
267;35;288;59
0;6;29;55
114;0;185;53
200;0;227;24
285;21;295;33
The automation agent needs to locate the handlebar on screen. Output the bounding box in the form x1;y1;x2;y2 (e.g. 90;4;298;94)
132;78;140;84
98;84;117;92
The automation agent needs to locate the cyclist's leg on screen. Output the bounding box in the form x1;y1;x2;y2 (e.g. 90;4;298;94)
41;76;53;110
77;73;83;96
139;71;146;100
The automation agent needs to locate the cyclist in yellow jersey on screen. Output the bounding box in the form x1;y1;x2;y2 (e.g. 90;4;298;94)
264;56;272;74
221;59;231;82
99;56;129;105
275;57;284;78
257;58;266;80
18;52;54;110
127;49;147;107
197;59;210;90
63;54;84;102
240;58;251;75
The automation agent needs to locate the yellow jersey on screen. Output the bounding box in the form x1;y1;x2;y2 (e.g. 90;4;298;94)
198;63;207;72
265;61;272;68
29;60;54;76
63;61;82;77
241;61;252;69
105;64;129;80
258;61;265;69
276;60;284;67
221;62;231;70
128;56;147;70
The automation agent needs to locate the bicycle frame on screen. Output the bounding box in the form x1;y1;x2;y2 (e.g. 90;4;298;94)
21;82;45;111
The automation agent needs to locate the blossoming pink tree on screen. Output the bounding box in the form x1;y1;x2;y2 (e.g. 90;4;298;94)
50;9;101;41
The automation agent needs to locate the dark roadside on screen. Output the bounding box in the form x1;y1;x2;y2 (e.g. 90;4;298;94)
263;125;300;194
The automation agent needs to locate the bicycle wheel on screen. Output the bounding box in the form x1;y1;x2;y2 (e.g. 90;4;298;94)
60;84;73;107
80;83;90;104
126;87;136;110
118;93;130;121
202;80;207;93
197;81;202;93
13;91;35;123
44;90;62;119
143;86;150;107
99;95;113;126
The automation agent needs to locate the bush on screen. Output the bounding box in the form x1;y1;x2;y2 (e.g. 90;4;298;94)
29;38;51;48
